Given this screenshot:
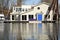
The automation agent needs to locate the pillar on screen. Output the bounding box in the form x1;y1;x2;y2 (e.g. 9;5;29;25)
10;15;12;21
20;15;22;21
34;15;36;19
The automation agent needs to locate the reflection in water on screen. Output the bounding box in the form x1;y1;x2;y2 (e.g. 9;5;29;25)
0;22;4;40
4;23;10;40
1;23;59;40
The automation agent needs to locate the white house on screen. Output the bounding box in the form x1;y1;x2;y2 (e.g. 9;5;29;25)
10;2;56;22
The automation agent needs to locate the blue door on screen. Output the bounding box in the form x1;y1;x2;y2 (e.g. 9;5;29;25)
37;14;42;21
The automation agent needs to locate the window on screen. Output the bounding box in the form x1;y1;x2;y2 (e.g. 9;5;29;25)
14;7;15;10
22;15;27;20
16;8;19;12
16;8;22;12
29;15;33;20
45;15;47;18
53;14;57;20
37;7;40;10
22;9;24;11
26;9;27;11
12;15;14;20
44;15;50;19
48;15;50;19
19;8;21;11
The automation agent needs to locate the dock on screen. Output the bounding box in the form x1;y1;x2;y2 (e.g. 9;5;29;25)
0;20;56;23
3;20;56;23
4;20;29;23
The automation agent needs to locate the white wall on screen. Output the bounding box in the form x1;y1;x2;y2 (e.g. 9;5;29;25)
34;4;49;14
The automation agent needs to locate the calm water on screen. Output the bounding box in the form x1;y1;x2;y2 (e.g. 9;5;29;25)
0;22;59;40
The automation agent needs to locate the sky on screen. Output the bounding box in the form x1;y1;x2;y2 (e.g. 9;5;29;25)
59;0;60;4
9;0;60;5
24;0;60;5
22;0;41;5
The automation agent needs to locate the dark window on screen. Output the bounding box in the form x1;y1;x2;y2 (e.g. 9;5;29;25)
22;9;24;11
16;8;19;12
48;15;50;18
37;7;40;10
53;14;57;20
19;8;21;11
29;15;33;20
26;9;27;11
22;15;27;20
16;8;21;12
12;15;14;20
45;15;47;18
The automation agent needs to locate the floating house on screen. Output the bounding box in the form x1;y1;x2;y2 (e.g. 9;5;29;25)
10;2;56;22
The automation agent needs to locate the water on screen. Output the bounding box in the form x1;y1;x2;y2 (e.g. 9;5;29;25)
0;22;59;40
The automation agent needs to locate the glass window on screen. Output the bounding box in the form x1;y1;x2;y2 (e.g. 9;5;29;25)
22;9;24;11
14;7;15;10
37;7;40;10
16;8;19;12
22;15;27;20
45;15;47;18
29;15;33;20
12;15;14;20
48;15;50;19
19;8;21;11
26;9;27;11
16;8;21;12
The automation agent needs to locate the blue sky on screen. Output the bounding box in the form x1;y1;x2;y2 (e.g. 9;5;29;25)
23;0;60;5
22;0;41;5
59;0;60;4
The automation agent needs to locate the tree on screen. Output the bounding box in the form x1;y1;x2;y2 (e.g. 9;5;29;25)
42;0;52;3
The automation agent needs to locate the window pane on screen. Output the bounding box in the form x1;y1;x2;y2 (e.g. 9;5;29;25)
25;15;27;20
19;8;21;11
22;15;24;20
12;15;14;20
37;7;40;10
29;15;33;20
48;15;50;19
22;15;27;20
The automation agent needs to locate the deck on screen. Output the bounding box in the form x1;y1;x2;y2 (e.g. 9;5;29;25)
3;20;56;23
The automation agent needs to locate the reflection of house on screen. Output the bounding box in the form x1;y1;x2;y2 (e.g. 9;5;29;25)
10;2;54;22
